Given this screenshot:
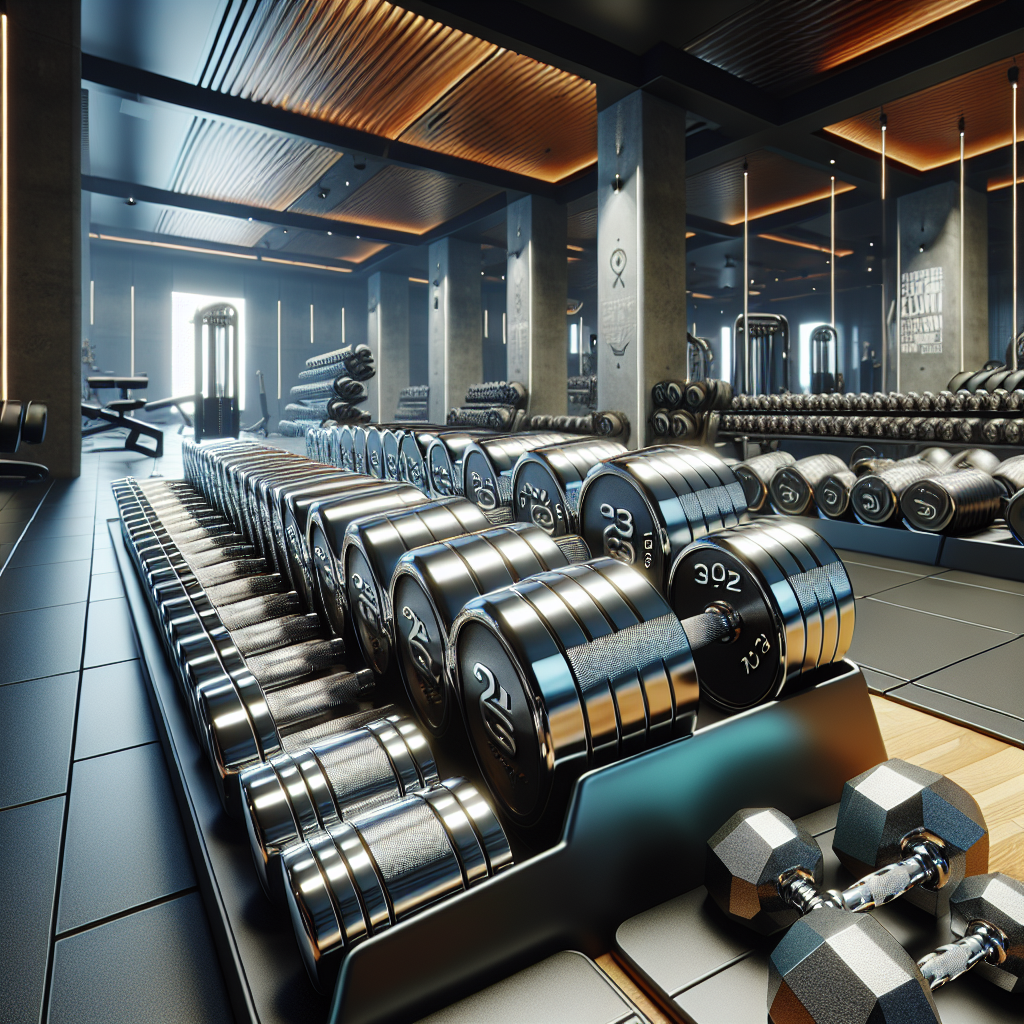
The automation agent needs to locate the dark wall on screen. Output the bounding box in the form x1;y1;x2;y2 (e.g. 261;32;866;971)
88;239;368;423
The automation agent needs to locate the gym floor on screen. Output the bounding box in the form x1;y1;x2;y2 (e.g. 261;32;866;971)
0;433;1021;1023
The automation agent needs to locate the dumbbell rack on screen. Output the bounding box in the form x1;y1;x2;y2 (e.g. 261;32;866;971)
110;514;889;1024
717;436;1024;584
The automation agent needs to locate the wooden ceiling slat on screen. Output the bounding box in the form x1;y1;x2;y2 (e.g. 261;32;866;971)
152;209;271;248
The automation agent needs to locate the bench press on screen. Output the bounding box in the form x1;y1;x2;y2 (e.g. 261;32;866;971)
82;375;164;458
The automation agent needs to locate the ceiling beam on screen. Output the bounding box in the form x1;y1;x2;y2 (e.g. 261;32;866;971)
82;174;419;245
82;54;566;200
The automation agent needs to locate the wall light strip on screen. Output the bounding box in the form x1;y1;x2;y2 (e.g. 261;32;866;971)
95;234;257;259
959;117;965;373
341;306;346;346
261;256;351;273
130;284;136;375
407;277;428;284
830;177;836;328
743;161;749;392
691;292;714;300
758;234;853;258
276;299;281;400
310;303;314;345
1012;66;1019;369
90;280;95;326
566;244;584;252
1;14;8;402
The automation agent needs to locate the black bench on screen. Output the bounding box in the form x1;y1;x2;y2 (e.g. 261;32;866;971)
82;375;164;458
0;400;48;480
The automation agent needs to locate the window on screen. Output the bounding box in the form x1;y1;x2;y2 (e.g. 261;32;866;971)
798;322;817;393
569;322;578;354
171;292;246;409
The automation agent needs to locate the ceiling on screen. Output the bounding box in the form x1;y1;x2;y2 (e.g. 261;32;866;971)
81;0;1020;289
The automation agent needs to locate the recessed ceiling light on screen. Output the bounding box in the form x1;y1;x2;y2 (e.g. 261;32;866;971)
327;231;332;236
283;229;288;234
345;181;350;186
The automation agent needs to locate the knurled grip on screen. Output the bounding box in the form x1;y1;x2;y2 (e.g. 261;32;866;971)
263;667;376;730
205;573;285;606
216;592;302;631
229;614;324;658
919;939;975;989
246;638;348;688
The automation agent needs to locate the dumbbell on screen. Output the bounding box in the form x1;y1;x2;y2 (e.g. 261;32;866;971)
734;451;796;512
390;522;592;737
282;775;513;992
768;454;848;516
448;519;854;829
900;448;1006;535
577;444;747;592
1009;486;1024;545
459;431;570;512
849;448;955;527
339;497;508;676
684;378;733;414
425;430;496;497
239;712;439;901
510;437;627;536
768;873;1024;1022
651;379;685;409
706;758;988;936
396;428;476;494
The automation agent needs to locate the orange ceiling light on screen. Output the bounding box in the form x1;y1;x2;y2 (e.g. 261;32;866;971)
687;150;855;226
687;0;985;93
398;48;596;183
208;0;497;140
279;232;388;263
758;233;853;257
328;165;501;234
825;53;1024;171
988;171;1024;191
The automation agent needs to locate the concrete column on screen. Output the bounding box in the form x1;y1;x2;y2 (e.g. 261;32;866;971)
427;238;481;423
896;181;987;392
367;272;409;422
597;91;687;447
4;1;81;477
506;195;566;417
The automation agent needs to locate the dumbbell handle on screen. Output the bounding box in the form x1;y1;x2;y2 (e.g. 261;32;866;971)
918;921;1008;990
679;604;739;649
780;834;948;915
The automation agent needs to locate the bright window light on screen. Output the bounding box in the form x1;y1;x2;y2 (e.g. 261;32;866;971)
570;322;578;354
798;323;816;392
172;292;246;410
720;326;731;382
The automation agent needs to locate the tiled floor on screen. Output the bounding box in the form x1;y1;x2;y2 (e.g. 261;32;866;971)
2;436;1023;1024
0;439;233;1024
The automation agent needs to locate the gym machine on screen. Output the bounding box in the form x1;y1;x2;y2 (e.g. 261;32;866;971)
193;302;240;441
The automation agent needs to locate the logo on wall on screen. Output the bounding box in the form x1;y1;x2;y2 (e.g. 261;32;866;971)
610;248;627;289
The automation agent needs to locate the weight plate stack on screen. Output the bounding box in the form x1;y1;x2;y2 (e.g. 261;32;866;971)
815;468;858;519
734;451;796;512
511;437;627;536
669;518;854;711
307;484;431;637
391;523;591;737
768;454;848;516
240;713;439;901
450;558;700;829
460;432;570;512
282;777;512;992
340;497;500;676
577;445;747;592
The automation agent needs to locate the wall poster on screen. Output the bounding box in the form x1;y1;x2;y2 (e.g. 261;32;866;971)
899;266;943;355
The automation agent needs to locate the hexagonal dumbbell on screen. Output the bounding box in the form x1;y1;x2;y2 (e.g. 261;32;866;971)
767;873;1024;1022
706;759;988;935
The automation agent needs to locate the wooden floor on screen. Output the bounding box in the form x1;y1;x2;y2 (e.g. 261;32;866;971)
598;694;1024;1023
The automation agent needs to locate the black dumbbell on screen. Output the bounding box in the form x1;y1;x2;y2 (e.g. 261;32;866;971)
577;444;747;592
651;379;685;409
459;432;570;512
734;451;796;512
850;448;963;527
900;449;1004;535
449;519;854;829
768;454;848;516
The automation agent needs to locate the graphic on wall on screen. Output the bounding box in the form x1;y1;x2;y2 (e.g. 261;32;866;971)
610;248;627;288
899;266;943;355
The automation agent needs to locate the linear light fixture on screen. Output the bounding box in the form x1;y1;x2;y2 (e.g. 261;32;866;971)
90;280;95;325
310;303;314;344
341;306;346;346
1012;64;1019;369
691;292;714;300
261;256;352;273
408;276;428;284
566;244;584;252
758;234;853;258
130;284;136;374
95;233;257;259
743;160;749;392
959;116;965;373
276;299;281;400
1;13;7;402
830;176;836;328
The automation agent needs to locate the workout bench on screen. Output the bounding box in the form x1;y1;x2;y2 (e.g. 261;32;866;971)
82;375;164;458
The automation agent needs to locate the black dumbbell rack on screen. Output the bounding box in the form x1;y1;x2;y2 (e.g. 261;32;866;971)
109;518;889;1024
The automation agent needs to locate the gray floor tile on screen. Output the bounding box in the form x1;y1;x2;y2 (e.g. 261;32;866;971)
0;503;38;524
909;636;1024;722
92;527;113;550
834;548;944;576
57;743;195;933
673;953;764;1023
932;568;1024;597
0;558;91;614
0;603;87;685
860;666;906;693
88;571;124;602
0;672;78;809
0;519;29;545
0;542;13;567
0;797;63;1024
75;661;156;760
841;560;924;598
872;576;1024;635
48;892;232;1024
8;534;93;569
83;597;138;668
91;547;118;575
24;515;95;540
846;599;1015;681
891;684;1024;747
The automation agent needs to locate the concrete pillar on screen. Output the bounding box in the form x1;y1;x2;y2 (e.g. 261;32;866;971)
597;91;687;447
367;272;409;422
896;181;987;392
3;1;81;477
506;195;566;417
427;238;481;423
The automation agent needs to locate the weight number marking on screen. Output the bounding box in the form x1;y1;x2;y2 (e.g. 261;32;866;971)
693;561;742;592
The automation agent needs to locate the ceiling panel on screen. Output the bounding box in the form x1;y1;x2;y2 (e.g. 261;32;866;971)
825;53;1023;171
687;150;855;226
205;0;497;140
278;232;388;263
398;48;596;183
687;0;985;94
168;117;342;209
326;165;501;234
152;209;272;247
